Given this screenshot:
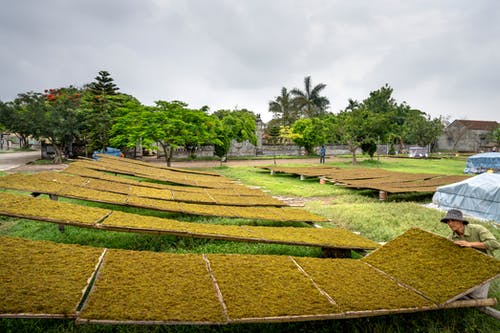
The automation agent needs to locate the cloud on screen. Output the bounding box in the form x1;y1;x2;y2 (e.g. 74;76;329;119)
0;0;498;123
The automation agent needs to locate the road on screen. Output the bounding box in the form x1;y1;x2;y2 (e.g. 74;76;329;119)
0;150;41;171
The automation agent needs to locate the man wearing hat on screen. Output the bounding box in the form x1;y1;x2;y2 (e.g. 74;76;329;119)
441;209;500;299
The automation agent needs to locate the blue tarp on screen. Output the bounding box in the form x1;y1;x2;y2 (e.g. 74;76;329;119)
432;173;500;222
464;152;500;174
92;147;122;160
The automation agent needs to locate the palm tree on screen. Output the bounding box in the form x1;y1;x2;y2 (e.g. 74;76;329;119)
268;87;298;126
291;76;330;118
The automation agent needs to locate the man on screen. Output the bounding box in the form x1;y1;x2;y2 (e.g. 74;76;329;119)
319;146;326;164
441;209;500;299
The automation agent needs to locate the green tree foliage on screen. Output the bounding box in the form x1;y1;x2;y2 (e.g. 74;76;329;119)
291;76;330;118
290;118;327;155
332;86;443;162
265;124;282;164
279;125;300;144
333;104;386;164
403;110;444;152
267;124;282;144
361;139;378;159
81;70;120;152
40;87;84;163
212;109;257;159
361;84;403;144
268;87;299;126
182;108;221;159
0;92;45;149
88;70;119;95
213;131;231;160
134;101;221;166
213;109;257;145
109;98;149;157
495;125;500;146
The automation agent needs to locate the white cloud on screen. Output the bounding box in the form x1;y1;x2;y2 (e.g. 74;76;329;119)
1;0;499;123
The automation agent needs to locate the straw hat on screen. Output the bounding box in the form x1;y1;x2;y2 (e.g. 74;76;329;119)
440;209;468;224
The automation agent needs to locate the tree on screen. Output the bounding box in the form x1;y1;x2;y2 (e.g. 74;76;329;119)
0;92;45;149
265;124;282;164
212;109;257;161
267;124;281;144
213;109;257;145
109;98;149;157
39;87;84;163
88;70;119;95
213;125;231;163
446;122;468;153
403;111;444;153
290;118;327;155
81;70;120;152
333;103;386;164
145;101;220;166
268;87;298;126
362;84;412;151
494;125;500;148
361;139;378;159
182;108;220;159
279;125;300;144
291;76;330;118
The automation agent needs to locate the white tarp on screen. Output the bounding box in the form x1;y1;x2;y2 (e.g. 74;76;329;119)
408;146;428;158
432;173;500;223
464;152;500;174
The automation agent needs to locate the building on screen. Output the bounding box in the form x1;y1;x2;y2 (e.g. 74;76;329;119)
437;120;499;152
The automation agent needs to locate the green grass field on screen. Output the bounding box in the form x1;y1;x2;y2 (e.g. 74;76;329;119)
1;156;499;332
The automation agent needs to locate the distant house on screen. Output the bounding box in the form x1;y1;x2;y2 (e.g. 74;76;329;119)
437;120;499;152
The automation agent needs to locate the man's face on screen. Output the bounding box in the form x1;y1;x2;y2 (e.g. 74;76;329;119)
447;220;464;234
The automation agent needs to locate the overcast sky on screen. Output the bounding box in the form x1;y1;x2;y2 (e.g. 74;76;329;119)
1;0;499;123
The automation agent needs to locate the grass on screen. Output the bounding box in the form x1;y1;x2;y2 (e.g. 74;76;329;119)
1;156;500;332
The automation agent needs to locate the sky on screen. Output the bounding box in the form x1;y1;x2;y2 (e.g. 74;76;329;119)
1;0;499;123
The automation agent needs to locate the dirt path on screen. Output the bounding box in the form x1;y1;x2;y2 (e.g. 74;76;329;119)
6;155;323;173
142;157;322;168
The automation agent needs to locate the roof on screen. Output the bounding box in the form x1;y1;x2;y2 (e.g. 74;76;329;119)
451;120;499;131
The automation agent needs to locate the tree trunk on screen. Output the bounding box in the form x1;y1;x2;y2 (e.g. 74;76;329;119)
17;135;31;149
160;143;171;167
348;141;357;165
351;148;357;165
52;144;63;164
167;147;174;167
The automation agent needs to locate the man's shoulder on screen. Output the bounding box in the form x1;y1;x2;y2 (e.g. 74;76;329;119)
467;223;488;231
467;223;494;236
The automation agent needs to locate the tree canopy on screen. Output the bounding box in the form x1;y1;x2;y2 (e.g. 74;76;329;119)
291;76;330;118
40;87;84;163
212;109;257;159
81;71;122;152
0;92;45;149
268;87;298;126
0;72;452;163
290;117;328;155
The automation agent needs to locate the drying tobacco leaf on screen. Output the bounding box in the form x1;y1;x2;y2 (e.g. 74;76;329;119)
0;192;109;224
207;254;339;319
0;236;103;315
294;257;432;311
80;250;225;323
363;228;500;303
